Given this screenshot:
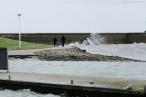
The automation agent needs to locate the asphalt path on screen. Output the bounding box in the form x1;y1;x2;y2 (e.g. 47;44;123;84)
8;45;72;55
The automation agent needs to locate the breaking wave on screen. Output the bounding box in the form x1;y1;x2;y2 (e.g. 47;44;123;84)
83;33;105;45
0;89;59;97
70;33;105;46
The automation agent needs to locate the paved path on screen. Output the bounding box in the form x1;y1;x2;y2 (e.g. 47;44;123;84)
8;45;72;55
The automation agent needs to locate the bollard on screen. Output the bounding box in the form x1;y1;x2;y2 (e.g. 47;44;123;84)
8;75;11;80
71;80;73;85
144;85;146;93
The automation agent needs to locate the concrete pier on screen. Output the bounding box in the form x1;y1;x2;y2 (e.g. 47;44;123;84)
0;72;145;97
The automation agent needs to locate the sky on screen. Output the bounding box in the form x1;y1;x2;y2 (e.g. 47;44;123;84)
0;0;146;33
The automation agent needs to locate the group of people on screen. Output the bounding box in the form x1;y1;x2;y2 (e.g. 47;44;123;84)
53;35;66;47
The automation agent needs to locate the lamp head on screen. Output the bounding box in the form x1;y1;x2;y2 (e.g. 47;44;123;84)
17;12;22;17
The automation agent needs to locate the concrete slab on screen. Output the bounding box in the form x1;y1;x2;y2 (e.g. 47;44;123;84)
0;72;145;91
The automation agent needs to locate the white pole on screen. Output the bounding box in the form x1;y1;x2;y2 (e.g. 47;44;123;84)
17;12;22;48
19;16;21;48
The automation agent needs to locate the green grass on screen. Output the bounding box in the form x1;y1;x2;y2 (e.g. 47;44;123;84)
0;37;53;50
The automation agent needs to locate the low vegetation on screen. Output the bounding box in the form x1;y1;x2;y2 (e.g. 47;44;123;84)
0;37;53;50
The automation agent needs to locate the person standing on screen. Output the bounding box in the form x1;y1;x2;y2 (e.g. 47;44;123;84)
61;35;66;47
53;36;57;47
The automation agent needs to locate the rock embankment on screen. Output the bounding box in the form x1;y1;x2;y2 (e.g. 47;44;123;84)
34;47;143;62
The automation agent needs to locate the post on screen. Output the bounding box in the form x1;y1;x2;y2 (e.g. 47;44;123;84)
8;75;11;80
71;80;73;85
19;16;21;48
17;12;22;48
0;47;8;71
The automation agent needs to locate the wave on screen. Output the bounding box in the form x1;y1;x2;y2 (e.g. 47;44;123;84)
83;33;105;45
0;89;59;97
69;33;105;46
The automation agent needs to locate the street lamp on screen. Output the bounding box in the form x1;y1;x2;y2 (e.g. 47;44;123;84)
17;12;22;48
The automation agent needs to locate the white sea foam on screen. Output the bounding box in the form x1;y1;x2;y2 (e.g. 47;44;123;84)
0;89;59;97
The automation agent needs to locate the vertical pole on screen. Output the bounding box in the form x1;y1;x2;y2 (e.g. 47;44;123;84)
19;16;21;48
8;75;11;80
6;47;9;73
145;17;146;32
71;80;73;85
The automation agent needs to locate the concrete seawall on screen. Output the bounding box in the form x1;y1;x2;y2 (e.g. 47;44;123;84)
0;33;90;45
0;33;146;44
98;33;146;44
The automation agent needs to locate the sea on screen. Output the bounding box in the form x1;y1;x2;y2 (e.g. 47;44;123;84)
1;33;146;97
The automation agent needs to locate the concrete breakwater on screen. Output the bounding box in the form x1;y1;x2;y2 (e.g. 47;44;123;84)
34;47;143;62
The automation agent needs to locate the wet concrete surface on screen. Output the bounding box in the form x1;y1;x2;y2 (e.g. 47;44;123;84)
0;72;146;91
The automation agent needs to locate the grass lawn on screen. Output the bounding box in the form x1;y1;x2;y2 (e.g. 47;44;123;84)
0;37;53;50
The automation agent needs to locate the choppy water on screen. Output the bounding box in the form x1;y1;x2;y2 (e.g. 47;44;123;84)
9;58;146;80
70;43;146;61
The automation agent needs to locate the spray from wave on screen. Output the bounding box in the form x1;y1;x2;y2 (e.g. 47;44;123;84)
69;33;105;46
83;33;105;45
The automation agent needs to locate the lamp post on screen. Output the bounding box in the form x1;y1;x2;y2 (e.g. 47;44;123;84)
17;12;22;48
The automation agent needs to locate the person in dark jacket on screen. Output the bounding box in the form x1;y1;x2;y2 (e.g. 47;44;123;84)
53;36;57;47
61;35;66;47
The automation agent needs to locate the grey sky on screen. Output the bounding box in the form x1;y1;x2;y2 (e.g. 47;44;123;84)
0;0;146;33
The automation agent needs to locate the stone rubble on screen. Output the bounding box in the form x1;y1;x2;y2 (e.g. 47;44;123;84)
34;46;143;62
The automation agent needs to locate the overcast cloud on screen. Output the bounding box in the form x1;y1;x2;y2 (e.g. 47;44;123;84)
0;0;146;33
